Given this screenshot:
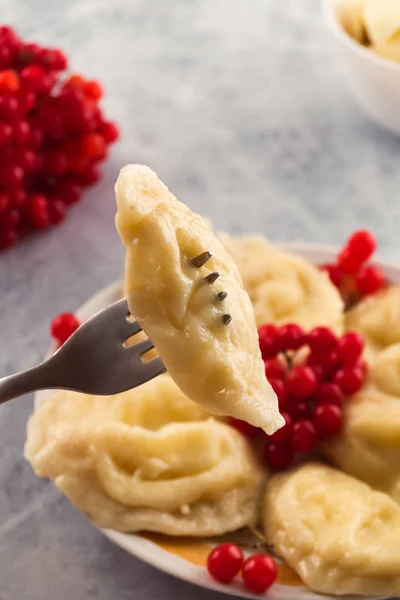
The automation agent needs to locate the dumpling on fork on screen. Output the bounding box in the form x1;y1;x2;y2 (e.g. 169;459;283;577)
115;165;283;435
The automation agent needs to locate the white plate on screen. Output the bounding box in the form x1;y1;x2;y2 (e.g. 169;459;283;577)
34;242;397;600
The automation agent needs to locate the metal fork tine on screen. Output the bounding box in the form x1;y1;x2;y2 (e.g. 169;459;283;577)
129;337;155;356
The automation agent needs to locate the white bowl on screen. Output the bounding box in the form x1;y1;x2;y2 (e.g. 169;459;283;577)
324;0;400;134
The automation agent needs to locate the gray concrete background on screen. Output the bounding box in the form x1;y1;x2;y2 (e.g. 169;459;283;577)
1;0;399;598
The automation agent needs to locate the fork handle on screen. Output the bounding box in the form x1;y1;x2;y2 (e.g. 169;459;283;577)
0;359;56;405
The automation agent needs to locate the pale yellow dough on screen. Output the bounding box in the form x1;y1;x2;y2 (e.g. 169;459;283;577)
115;165;282;434
345;284;400;361
263;463;400;597
220;234;344;332
25;376;265;535
322;344;400;503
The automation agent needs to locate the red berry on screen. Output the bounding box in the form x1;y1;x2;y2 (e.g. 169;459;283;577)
50;312;80;345
55;180;81;205
355;358;368;377
0;45;11;69
289;400;313;420
229;418;259;438
81;133;106;159
315;383;344;407
337;332;364;365
337;247;362;275
101;120;119;143
0;227;17;249
0;165;24;191
14;120;30;144
264;441;293;470
0;69;20;92
269;378;289;409
277;323;305;350
19;91;35;113
287;366;317;399
313;404;342;438
333;366;364;396
207;543;243;583
0;192;9;213
269;412;292;443
1;208;20;229
258;324;279;358
45;151;68;176
66;74;84;88
41;48;68;71
83;80;103;100
0;122;13;145
292;419;317;453
19;149;37;171
77;164;100;186
242;554;277;594
27;194;50;229
20;65;46;91
320;263;342;287
0;95;20;120
49;198;66;224
308;327;337;355
29;127;43;149
264;357;286;380
356;265;385;296
347;230;376;263
11;188;27;207
308;349;339;378
19;42;42;65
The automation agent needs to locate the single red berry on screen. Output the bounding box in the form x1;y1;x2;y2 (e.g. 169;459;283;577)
356;265;385;296
337;247;362;275
207;543;243;584
287;366;317;399
49;198;66;224
292;419;317;453
0;122;13;145
27;194;50;229
1;208;20;229
0;192;9;213
29;127;43;149
50;312;80;345
0;95;20;120
19;42;42;65
333;366;364;396
45;151;68;176
101;120;119;143
83;79;103;100
269;412;292;443
66;73;85;88
289;400;313;420
313;404;342;438
19;91;35;114
20;65;46;91
269;378;289;409
264;357;286;380
0;69;20;92
0;165;24;191
242;554;278;594
308;349;339;376
0;227;17;249
229;418;259;438
347;230;376;263
315;383;344;407
0;45;11;69
337;332;364;365
81;133;106;159
77;164;100;186
277;323;305;350
13;120;30;144
319;263;342;287
355;358;368;377
41;48;68;70
308;327;337;355
11;188;27;207
54;180;81;205
19;149;37;171
264;441;293;470
258;324;279;358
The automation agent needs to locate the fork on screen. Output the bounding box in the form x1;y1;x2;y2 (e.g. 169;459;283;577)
0;298;166;405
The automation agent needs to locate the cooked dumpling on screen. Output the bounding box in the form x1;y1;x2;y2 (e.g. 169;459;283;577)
25;376;265;535
322;344;400;502
220;235;344;332
115;165;282;435
263;463;400;597
345;284;400;361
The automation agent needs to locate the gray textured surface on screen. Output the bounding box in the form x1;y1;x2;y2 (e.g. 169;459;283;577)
0;0;400;598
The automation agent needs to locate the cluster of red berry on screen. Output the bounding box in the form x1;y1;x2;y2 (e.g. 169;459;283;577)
0;25;119;249
231;323;367;471
320;230;385;299
207;543;277;594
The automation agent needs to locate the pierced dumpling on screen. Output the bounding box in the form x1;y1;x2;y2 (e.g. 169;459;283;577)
220;235;344;333
263;463;400;597
345;284;400;361
25;376;265;535
322;344;400;503
115;165;282;435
